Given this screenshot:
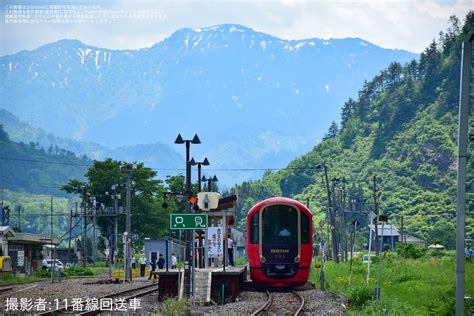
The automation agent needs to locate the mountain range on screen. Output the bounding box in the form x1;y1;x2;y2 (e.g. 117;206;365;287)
0;109;184;177
0;24;417;186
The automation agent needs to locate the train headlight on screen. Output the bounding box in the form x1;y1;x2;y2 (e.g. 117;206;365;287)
294;256;300;263
260;256;266;263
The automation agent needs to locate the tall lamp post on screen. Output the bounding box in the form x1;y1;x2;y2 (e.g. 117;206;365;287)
174;133;201;298
190;157;210;193
190;157;210;268
202;175;218;192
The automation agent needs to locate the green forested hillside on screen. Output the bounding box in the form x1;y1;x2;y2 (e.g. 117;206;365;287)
1;189;73;237
235;14;474;248
0;125;91;196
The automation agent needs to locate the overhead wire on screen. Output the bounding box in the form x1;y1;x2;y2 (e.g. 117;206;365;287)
0;156;329;172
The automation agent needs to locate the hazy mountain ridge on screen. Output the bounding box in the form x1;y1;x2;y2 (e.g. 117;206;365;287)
0;109;184;177
0;24;417;185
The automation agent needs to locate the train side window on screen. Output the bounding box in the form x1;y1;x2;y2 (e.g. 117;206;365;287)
250;213;259;244
301;213;310;244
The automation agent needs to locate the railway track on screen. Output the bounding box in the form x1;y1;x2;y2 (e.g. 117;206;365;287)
251;290;305;316
0;286;13;294
39;283;158;315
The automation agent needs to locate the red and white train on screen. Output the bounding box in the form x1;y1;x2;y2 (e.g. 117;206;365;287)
246;197;313;287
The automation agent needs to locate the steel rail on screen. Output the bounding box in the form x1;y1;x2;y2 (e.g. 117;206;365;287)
292;290;305;316
251;290;273;315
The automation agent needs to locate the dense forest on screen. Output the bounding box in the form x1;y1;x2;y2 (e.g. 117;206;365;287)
0;125;90;196
233;13;474;249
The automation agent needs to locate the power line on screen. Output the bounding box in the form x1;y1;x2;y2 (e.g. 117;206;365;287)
0;180;70;190
0;152;331;171
0;156;328;172
0;156;92;167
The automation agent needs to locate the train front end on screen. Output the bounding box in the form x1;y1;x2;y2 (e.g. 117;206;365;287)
247;197;313;287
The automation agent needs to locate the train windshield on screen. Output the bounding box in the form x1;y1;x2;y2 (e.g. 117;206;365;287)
262;205;298;244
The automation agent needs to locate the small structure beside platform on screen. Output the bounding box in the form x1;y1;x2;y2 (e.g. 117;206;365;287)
1;227;61;274
156;265;247;304
144;237;185;269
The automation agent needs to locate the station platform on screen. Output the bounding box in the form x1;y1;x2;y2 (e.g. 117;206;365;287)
156;265;247;304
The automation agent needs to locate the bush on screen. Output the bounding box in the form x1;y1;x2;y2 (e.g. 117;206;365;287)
0;274;44;285
361;298;414;315
33;269;52;278
162;297;191;315
426;249;448;258
397;243;426;259
64;266;94;276
234;257;246;266
395;272;420;283
349;286;373;308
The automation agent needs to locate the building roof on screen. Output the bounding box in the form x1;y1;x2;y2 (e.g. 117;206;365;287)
144;237;185;246
368;224;400;237
10;233;60;245
0;226;16;238
405;235;424;242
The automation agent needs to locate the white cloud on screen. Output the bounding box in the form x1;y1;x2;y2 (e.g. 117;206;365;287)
1;0;471;55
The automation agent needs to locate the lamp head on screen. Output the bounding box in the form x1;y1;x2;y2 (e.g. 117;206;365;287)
191;134;201;144
174;134;185;144
202;157;210;166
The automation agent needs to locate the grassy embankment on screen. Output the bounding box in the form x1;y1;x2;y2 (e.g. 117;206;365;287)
0;266;98;286
310;251;473;315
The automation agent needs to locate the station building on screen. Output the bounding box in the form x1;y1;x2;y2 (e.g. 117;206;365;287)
143;237;185;269
0;226;60;274
367;224;425;251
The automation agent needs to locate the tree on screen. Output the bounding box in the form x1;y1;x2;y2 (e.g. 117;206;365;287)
323;121;340;141
62;158;170;249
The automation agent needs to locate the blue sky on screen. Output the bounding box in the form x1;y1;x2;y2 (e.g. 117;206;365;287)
1;0;472;56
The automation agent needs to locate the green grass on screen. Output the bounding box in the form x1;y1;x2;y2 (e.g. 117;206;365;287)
234;257;247;266
87;266;111;275
162;297;191;315
311;253;474;315
0;273;45;286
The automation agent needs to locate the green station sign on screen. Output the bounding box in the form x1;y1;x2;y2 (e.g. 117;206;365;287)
170;214;208;230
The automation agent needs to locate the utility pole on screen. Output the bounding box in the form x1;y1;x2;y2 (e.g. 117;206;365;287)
372;176;380;256
455;37;472;316
322;165;338;263
74;202;78;263
125;169;132;281
17;206;21;231
50;197;55;283
82;184;88;267
375;214;388;302
332;179;341;263
92;198;97;267
341;178;347;262
120;164;137;282
114;188;119;269
68;208;73;264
